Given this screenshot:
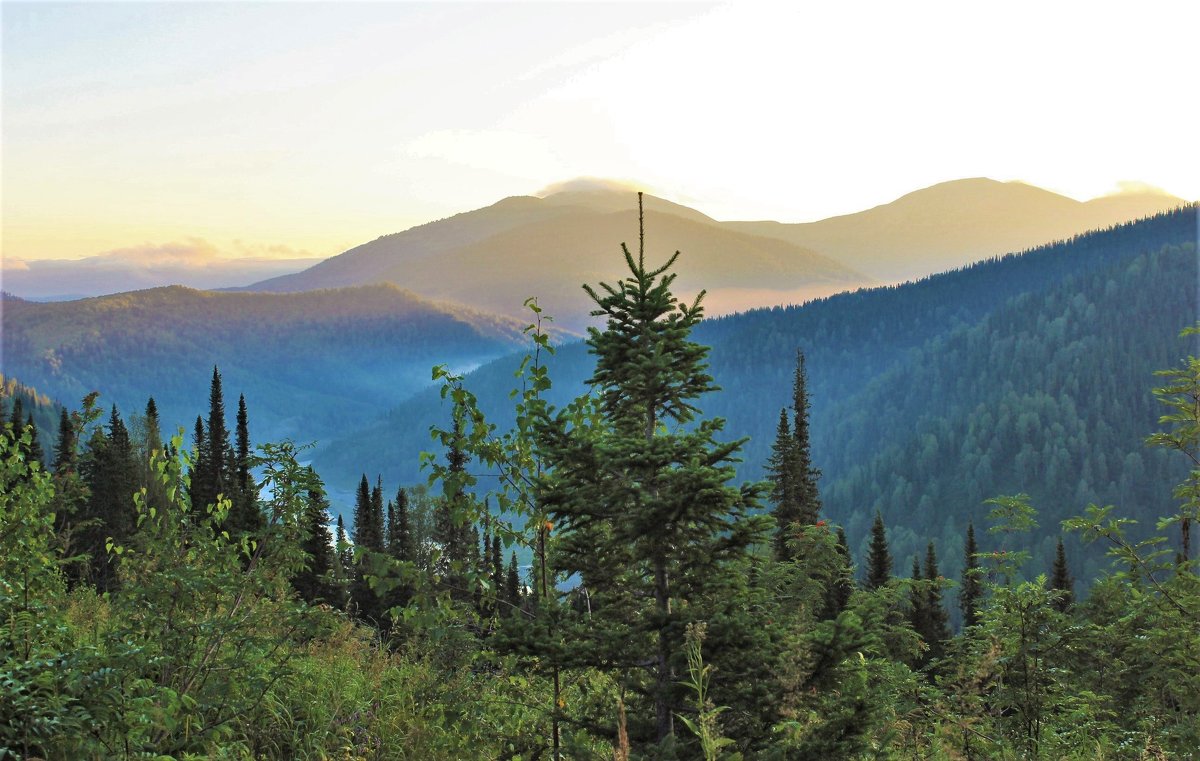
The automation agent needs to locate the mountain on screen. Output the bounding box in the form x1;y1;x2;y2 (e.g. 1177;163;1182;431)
314;206;1198;587
245;191;866;330
1;242;323;300
0;284;531;445
726;178;1188;281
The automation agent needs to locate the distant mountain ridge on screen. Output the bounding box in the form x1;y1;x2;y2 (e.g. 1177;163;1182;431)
725;178;1187;281
246;193;863;330
2;244;323;301
0;283;532;444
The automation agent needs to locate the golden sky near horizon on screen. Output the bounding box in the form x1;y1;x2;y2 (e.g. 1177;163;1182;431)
3;1;1198;263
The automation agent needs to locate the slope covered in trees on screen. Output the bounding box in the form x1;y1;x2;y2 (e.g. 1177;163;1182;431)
4;204;1198;757
317;207;1198;582
1;283;531;443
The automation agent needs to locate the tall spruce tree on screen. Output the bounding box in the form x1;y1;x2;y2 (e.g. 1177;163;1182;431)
921;541;950;662
768;352;823;561
79;406;138;591
766;409;797;560
790;351;821;526
53;407;77;474
189;415;210;518
350;474;385;621
505;551;521;613
1050;537;1074;612
226;394;261;535
194;366;231;516
960;522;982;629
537;193;770;745
827;526;855;615
294;475;337;606
865;511;893;590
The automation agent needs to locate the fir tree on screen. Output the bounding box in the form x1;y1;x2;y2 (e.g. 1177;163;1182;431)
53;407;77;474
24;413;43;471
790;351;821;526
960;522;982;629
79;405;138;591
538;193;770;744
1050;537;1074;613
389;486;415;563
505;551;521;613
767;409;796;559
144;397;163;457
193;366;230;516
827;526;855;615
865;511;893;590
908;555;928;641
921;541;950;662
350;474;385;622
491;533;504;605
226;394;261;535
335;514;351;595
294;475;337;606
189;415;209;518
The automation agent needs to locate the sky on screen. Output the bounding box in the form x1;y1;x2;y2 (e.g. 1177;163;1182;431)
3;0;1198;262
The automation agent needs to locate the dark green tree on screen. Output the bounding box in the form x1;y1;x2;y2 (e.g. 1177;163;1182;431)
78;405;138;591
53;407;76;474
1049;537;1073;612
921;541;950;662
790;351;821;526
960;522;982;629
188;416;208;518
865;511;893;590
350;474;385;622
766;409;795;559
505;551;521;613
538;193;770;746
294;474;338;606
226;394;261;535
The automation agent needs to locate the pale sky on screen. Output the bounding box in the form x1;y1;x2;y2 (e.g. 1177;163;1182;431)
3;1;1198;262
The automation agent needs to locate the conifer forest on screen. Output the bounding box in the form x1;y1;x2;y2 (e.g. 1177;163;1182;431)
3;197;1199;760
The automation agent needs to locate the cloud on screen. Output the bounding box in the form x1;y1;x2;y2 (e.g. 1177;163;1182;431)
0;239;325;299
1103;181;1173;198
534;177;645;197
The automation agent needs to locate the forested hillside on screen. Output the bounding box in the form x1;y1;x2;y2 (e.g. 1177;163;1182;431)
319;207;1198;584
0;284;530;442
4;207;1198;758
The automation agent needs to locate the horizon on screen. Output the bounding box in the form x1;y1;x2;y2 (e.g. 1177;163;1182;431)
4;1;1199;263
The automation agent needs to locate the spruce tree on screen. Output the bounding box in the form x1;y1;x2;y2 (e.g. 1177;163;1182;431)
790;351;821;526
144;397;162;456
24;413;43;471
199;366;230;514
335;514;351;594
350;474;384;621
960;522;982;629
908;555;928;642
295;476;337;605
865;511;893;590
538;193;770;744
389;486;415;563
79;406;138;591
767;409;799;560
491;533;504;604
505;551;521;613
1050;537;1073;613
830;526;855;613
53;407;77;474
189;415;210;518
226;394;261;535
922;541;950;662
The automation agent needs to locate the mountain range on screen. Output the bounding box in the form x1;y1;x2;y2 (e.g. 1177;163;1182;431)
1;284;529;443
